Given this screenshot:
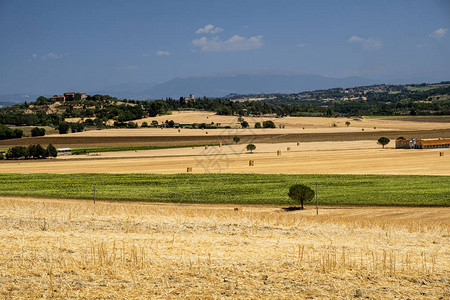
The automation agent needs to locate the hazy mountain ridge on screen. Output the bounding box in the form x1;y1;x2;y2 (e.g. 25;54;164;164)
139;74;382;99
0;73;442;105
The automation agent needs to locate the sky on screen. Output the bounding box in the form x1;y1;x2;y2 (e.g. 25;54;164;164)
0;0;449;94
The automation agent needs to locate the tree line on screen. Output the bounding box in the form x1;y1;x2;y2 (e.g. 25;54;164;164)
1;144;58;160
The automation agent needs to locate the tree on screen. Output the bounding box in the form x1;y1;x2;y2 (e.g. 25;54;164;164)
70;123;85;133
28;144;46;159
246;144;256;153
396;136;405;140
151;120;158;127
241;120;249;128
47;144;58;158
263;120;276;128
255;122;262;128
31;127;46;137
141;122;149;127
345;121;351;127
6;146;27;159
0;124;23;140
58;122;70;134
377;137;390;149
233;136;240;144
288;184;315;210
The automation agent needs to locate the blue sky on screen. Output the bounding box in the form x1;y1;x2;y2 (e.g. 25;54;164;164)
0;0;449;94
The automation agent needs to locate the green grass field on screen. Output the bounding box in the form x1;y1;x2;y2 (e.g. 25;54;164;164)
0;173;448;206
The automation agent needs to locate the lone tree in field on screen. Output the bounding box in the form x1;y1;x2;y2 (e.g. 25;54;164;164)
377;137;390;149
288;184;315;210
246;144;256;153
233;136;240;144
345;121;350;127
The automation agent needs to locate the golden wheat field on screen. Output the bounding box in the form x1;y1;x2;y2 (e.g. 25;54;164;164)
2;140;449;175
0;196;448;299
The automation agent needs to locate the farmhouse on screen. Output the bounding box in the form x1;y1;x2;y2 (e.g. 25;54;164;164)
64;92;87;101
49;96;65;102
417;138;450;149
57;148;72;155
395;138;417;149
396;138;450;149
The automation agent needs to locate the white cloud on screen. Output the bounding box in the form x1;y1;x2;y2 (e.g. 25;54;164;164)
347;35;381;50
297;43;309;48
196;24;223;34
156;50;170;56
117;65;139;70
429;28;448;39
41;52;69;60
192;35;263;52
32;54;37;59
416;44;424;48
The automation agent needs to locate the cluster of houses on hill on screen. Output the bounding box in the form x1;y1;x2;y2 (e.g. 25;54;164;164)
396;138;450;149
49;92;87;102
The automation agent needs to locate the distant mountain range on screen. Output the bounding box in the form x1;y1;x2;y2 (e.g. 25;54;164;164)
0;72;439;105
0;94;43;107
132;73;435;100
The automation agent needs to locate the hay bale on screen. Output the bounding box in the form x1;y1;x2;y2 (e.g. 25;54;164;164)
178;129;181;132
362;128;364;131
440;152;444;156
297;142;300;146
249;160;254;166
287;147;291;151
277;150;281;156
187;167;192;173
206;131;208;134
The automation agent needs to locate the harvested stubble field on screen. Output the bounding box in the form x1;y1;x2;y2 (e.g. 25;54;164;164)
1;140;449;176
0;196;448;299
2;113;450;149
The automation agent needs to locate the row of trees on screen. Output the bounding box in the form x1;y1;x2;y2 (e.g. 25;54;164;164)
2;144;57;160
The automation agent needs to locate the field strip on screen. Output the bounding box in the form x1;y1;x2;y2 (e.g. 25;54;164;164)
1;146;449;175
1;173;448;206
3;128;450;148
0;195;448;298
1;195;449;222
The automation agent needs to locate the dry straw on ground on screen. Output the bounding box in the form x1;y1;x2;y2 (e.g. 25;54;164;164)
0;196;448;299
